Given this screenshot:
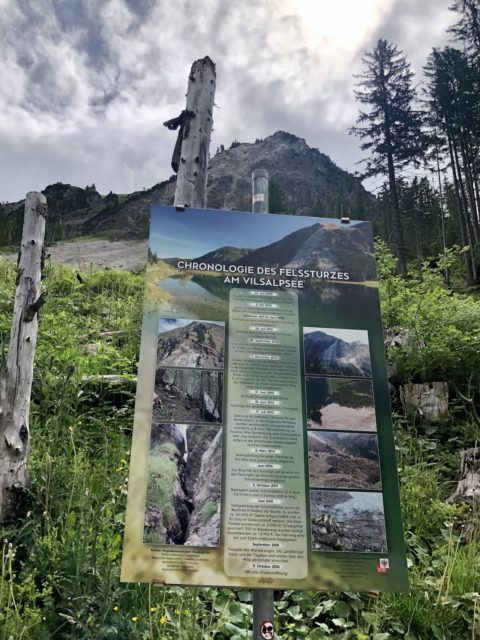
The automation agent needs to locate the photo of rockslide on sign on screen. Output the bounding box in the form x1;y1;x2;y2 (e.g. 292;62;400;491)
122;205;409;594
303;327;372;378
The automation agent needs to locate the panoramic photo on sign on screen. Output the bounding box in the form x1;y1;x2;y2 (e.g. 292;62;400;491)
121;205;409;592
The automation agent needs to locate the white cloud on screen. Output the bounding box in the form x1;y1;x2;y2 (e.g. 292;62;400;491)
0;0;452;201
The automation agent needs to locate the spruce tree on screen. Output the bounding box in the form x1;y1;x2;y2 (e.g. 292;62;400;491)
424;47;480;283
350;39;426;275
449;0;480;57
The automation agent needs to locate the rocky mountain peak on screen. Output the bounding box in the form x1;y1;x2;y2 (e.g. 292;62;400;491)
0;131;375;246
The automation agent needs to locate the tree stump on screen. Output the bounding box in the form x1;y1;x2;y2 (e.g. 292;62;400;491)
447;447;480;506
400;382;449;422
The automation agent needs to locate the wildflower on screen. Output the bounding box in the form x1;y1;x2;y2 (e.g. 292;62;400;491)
131;616;138;622
174;609;181;615
113;606;119;612
160;615;167;625
150;607;157;613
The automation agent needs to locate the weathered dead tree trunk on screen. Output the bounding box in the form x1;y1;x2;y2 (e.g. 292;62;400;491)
0;192;47;523
400;382;449;423
163;56;216;208
447;446;480;506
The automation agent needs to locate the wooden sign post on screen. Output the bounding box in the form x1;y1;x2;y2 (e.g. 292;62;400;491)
164;56;216;209
163;58;276;639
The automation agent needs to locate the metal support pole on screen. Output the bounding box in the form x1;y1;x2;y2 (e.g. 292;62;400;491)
251;168;275;640
252;169;269;214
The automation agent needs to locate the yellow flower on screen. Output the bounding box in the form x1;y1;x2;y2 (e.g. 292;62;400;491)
113;606;119;612
160;615;167;625
131;616;138;622
150;607;157;613
174;609;181;615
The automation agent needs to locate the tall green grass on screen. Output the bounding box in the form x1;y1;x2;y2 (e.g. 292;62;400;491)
0;258;479;639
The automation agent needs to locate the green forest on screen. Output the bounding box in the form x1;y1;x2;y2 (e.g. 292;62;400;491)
349;1;480;283
1;2;480;639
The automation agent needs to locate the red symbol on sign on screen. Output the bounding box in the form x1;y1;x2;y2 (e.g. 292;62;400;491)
376;558;390;574
260;620;275;639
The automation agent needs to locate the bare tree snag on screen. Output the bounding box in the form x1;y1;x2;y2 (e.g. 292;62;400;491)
164;56;216;208
0;191;47;523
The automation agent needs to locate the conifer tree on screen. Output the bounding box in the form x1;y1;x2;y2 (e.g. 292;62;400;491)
350;39;426;275
449;0;480;56
424;47;480;283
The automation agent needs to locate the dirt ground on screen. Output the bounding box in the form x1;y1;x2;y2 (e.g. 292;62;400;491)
1;239;148;271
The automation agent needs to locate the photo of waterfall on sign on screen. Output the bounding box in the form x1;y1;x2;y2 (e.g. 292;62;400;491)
144;423;223;547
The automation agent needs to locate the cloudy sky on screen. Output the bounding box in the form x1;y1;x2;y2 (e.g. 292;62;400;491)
0;0;453;203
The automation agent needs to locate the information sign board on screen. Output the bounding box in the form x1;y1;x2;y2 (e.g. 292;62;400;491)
121;205;409;592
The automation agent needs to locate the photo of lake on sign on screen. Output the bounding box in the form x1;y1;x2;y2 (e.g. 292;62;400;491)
306;377;376;431
303;327;372;378
145;206;378;323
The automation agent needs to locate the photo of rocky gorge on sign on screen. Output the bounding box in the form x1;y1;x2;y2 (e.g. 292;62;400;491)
153;368;223;424
307;431;381;490
144;423;223;547
157;318;225;369
147;207;378;321
306;377;376;431
304;328;372;377
310;489;387;553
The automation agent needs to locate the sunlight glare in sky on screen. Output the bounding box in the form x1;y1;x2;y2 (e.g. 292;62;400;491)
291;0;393;51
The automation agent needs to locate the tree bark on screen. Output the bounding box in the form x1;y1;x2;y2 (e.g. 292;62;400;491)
172;57;216;209
386;150;407;276
0;192;47;523
448;134;476;284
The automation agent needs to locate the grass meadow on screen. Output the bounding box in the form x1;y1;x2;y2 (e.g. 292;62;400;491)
0;257;479;639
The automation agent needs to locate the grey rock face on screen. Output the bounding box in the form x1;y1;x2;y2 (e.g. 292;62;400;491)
304;331;371;377
157;321;224;369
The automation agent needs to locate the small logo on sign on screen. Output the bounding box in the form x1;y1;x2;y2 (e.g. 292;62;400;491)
376;558;390;573
260;620;275;639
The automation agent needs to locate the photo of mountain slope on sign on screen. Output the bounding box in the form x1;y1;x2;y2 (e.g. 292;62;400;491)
303;327;372;377
307;431;381;490
157;318;225;369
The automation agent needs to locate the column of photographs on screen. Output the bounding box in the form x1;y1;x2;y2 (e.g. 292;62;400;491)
143;318;225;548
303;327;387;553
